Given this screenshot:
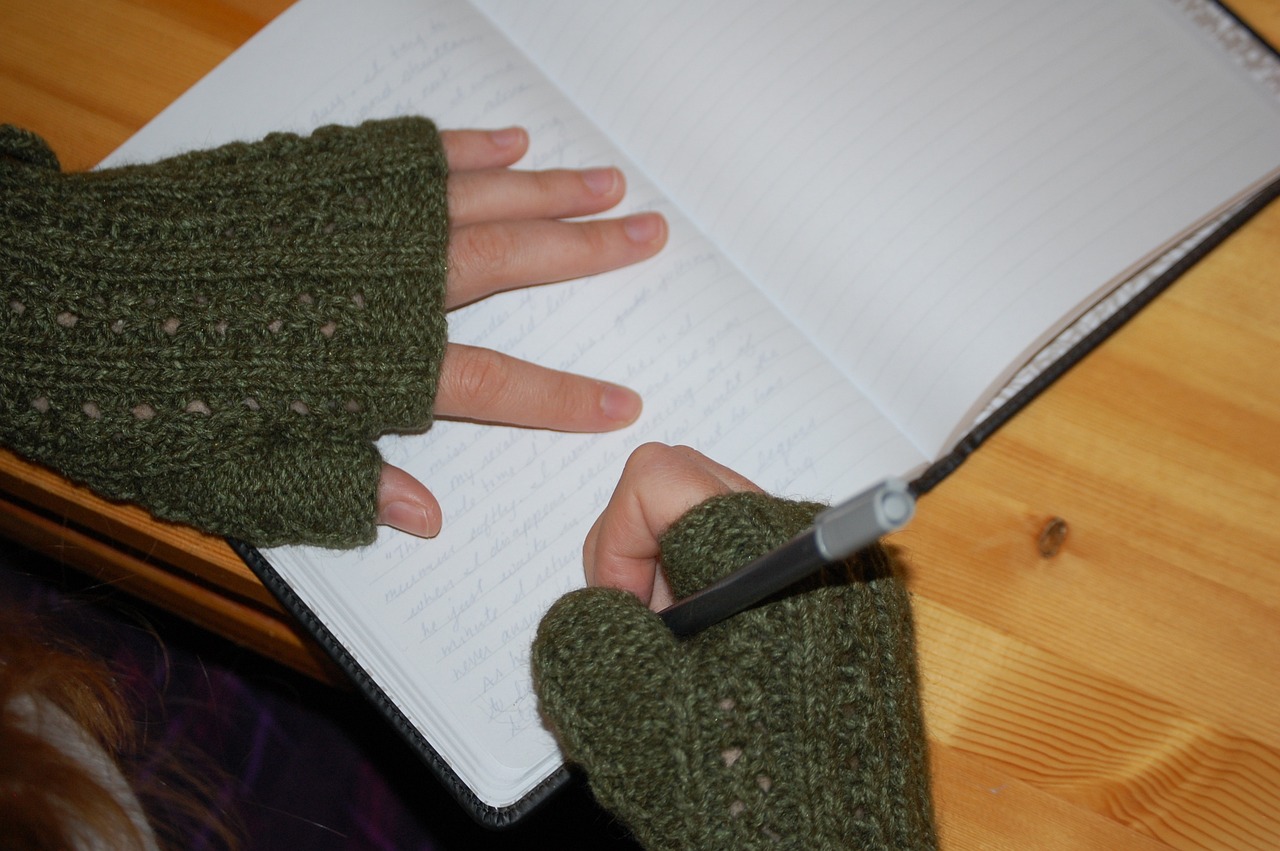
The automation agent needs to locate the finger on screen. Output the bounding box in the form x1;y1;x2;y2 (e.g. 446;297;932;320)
667;444;761;493
447;166;626;227
439;127;528;171
583;445;747;570
435;343;642;431
440;127;528;172
584;443;763;608
446;212;667;308
376;463;442;538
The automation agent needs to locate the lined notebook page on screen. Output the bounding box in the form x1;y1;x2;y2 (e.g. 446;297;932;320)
107;0;922;806
482;0;1280;456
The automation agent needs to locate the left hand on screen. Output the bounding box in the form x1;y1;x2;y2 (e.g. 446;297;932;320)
377;128;668;537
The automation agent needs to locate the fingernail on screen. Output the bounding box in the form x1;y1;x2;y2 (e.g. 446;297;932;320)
489;126;525;148
380;501;439;538
582;167;619;196
600;384;642;424
623;212;663;244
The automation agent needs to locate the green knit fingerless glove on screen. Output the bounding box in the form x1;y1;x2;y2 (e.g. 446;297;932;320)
533;493;938;850
0;119;449;547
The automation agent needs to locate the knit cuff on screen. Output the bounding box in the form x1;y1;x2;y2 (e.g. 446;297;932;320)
533;493;937;849
0;119;449;547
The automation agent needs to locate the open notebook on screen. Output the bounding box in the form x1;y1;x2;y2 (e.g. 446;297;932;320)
107;0;1280;826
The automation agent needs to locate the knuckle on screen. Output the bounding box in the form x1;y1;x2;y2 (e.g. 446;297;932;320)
444;173;466;217
448;347;510;411
452;225;516;283
531;168;564;197
577;220;614;256
625;441;678;474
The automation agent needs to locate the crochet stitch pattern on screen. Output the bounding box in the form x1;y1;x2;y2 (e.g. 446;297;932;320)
1;118;449;547
533;492;937;850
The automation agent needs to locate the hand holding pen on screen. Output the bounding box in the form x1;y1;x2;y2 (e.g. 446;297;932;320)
582;442;913;632
534;442;935;848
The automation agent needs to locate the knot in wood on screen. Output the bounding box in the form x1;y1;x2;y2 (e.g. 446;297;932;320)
1037;516;1069;558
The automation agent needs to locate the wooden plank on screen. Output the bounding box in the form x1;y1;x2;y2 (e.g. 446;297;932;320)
914;598;1280;849
0;0;291;170
0;493;339;681
0;450;275;607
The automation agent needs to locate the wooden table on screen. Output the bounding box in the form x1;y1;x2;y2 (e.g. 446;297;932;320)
3;2;1278;847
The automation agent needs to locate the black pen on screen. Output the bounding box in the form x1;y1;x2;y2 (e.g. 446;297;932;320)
658;478;915;638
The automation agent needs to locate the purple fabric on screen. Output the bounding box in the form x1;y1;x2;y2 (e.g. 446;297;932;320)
0;540;640;850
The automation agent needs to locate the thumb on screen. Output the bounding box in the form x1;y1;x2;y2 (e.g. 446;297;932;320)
376;463;442;538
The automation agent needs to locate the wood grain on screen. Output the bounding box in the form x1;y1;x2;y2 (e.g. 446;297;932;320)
2;1;1278;846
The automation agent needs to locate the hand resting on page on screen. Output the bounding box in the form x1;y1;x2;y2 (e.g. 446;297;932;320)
0;119;665;547
376;127;667;538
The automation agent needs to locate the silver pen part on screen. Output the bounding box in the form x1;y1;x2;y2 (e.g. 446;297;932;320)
814;477;914;561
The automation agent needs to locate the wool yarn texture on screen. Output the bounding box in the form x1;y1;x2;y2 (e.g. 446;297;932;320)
0;119;449;547
533;492;938;850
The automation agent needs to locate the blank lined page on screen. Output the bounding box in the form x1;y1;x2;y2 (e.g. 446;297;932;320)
482;0;1280;456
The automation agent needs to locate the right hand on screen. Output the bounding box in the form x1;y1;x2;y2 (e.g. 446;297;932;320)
580;442;763;609
532;443;938;850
